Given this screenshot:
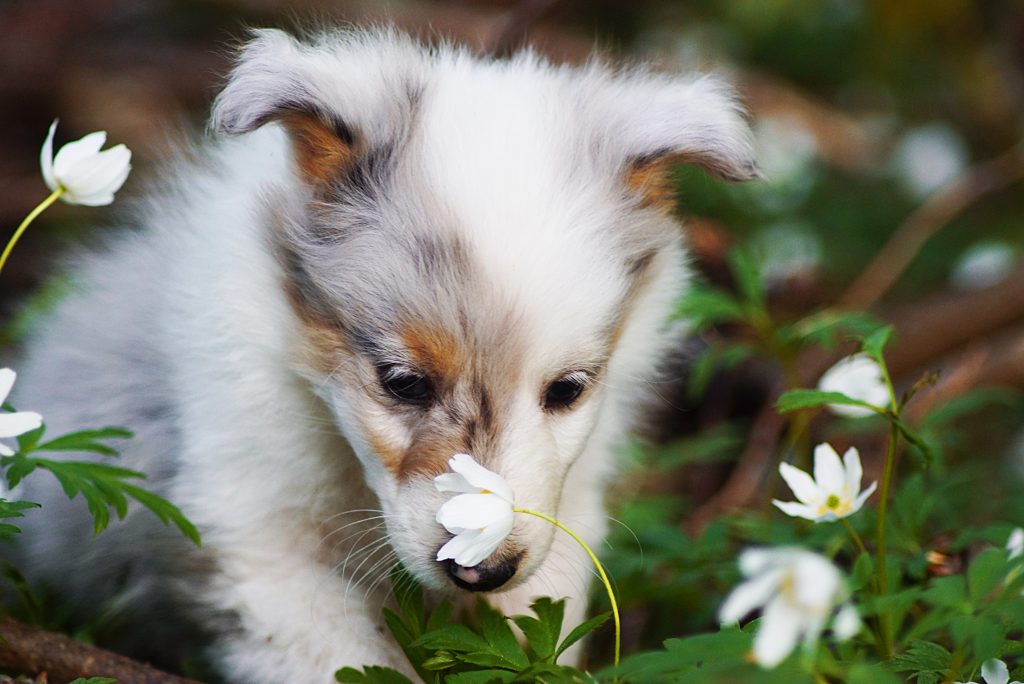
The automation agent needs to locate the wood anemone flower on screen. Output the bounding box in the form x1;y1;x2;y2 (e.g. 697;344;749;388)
41;120;132;207
434;453;515;568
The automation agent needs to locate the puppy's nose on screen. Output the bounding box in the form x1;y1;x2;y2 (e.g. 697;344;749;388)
442;555;520;592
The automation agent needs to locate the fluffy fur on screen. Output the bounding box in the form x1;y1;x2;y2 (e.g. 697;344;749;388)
7;28;756;681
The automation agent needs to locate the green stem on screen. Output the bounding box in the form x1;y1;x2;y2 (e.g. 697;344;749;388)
874;421;899;659
0;188;63;277
514;506;620;666
840;518;867;558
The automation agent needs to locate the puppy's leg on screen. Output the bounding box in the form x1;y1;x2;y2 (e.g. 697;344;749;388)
199;544;414;683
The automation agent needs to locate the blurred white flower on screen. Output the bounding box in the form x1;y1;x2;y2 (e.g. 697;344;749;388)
750;221;823;284
434;453;515;567
891;123;967;199
956;658;1023;684
719;548;857;668
951;242;1017;291
1008;528;1024;560
818;352;890;418
773;443;877;522
41;120;132;206
0;369;42;456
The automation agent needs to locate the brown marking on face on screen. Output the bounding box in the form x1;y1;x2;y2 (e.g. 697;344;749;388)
400;325;463;381
364;423;406;476
605;247;661;352
398;423;466;481
280;111;357;186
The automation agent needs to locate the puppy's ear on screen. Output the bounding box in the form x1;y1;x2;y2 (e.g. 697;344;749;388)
211;29;415;188
598;74;760;206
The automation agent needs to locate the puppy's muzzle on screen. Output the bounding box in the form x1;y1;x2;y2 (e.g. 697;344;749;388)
441;554;521;592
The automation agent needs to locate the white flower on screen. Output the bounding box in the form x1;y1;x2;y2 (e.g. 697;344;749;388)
434;453;515;567
1009;528;1024;561
41;120;132;206
891;123;967;199
817;352;890;418
773;443;877;522
951;242;1017;291
956;658;1023;684
719;548;857;668
0;369;42;457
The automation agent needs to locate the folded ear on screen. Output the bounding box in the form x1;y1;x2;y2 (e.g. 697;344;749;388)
211;28;419;188
593;73;760;206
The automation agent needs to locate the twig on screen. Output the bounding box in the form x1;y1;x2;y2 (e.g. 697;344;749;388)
0;618;201;684
839;142;1024;309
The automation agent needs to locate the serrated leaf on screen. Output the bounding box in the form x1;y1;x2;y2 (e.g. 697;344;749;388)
851;552;874;591
776;389;883;415
444;670;515;684
554;612;610;661
35;427;132;456
476;600;528;669
118;482;201;545
334;666;414;683
426;600;454;633
413;624;491;652
890;640;952;674
972;615;1003;662
15;424;45;454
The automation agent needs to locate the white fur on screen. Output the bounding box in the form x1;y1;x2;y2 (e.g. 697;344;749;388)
10;28;755;681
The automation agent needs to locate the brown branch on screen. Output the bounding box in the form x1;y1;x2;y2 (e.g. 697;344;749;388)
839;142;1024;310
883;267;1024;376
0;618;201;684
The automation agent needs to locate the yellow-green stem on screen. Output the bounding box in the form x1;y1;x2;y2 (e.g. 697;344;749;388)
0;188;63;277
874;422;899;659
514;506;620;666
840;518;867;558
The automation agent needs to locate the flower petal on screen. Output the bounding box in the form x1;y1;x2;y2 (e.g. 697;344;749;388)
434;472;475;494
843;447;863;495
52;131;107;180
436;493;513;534
813;443;846;495
62;144;131;200
1007;528;1024;560
40;120;58;192
772;500;822;521
448;453;514;502
0;368;16;405
0;442;12;456
719;567;785;624
851;480;878;513
753;597;805;668
833;603;861;640
791;552;841;611
0;411;42;438
778;463;822;506
981;659;1010;684
436;529;482;562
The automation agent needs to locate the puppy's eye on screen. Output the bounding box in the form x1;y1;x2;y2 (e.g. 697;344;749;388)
379;366;433;405
543;374;587;411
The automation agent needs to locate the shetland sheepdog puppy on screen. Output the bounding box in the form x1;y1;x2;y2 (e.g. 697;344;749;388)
9;28;757;681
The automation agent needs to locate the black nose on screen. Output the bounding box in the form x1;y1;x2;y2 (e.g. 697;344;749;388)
442;555;520;592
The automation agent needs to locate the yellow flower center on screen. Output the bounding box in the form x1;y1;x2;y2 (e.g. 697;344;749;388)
826;494;841;509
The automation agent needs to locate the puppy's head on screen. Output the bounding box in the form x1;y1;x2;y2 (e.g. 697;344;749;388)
213;28;757;594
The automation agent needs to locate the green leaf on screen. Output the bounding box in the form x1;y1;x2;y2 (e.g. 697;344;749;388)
677;286;746;329
15;424;46;454
922;576;968;610
972;615;1004;662
443;670;516;684
425;600;454;633
68;678;118;684
421;650;459;671
861;325;893;364
35;427;132;456
893;418;935;464
413;624;491;652
845;663;902;684
890;640;952;675
554;612;610;661
334;666;415;683
117;482;201;546
477;600;529;669
516;598;564;661
775;389;882;415
850;552;874;591
968;547;1008;603
728;248;765;309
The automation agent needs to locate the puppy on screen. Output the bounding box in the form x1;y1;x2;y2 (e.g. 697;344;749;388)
9;28;756;682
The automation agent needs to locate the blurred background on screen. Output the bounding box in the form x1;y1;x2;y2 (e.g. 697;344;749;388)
3;0;1024;670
